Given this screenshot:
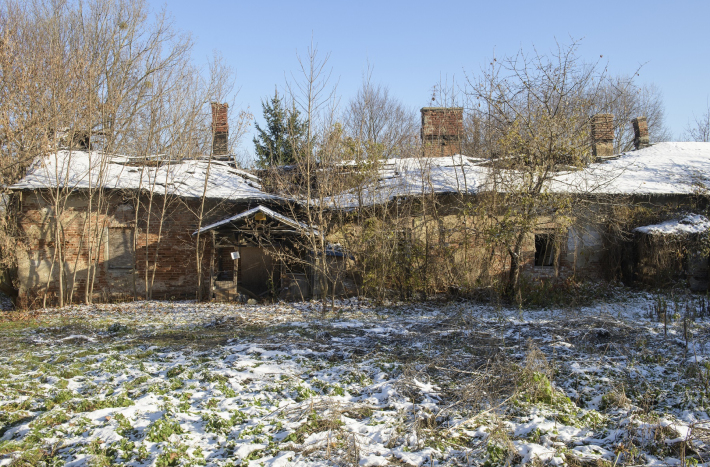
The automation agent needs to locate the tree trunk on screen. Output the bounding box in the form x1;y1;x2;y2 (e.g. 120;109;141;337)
508;230;527;303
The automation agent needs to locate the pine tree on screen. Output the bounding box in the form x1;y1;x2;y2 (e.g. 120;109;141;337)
253;91;308;168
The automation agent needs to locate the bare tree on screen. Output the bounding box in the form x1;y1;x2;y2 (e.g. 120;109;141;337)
191;58;251;301
596;77;672;151
343;67;418;159
685;99;710;142
464;40;612;298
1;0;253;305
285;41;340;310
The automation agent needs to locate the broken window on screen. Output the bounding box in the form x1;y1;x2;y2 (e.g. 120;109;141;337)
108;228;134;270
534;233;556;267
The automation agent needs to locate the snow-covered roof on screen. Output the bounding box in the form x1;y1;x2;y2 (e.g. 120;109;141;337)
327;143;710;209
634;214;710;236
554;142;710;196
325;154;486;210
195;205;319;236
11;143;710;209
8;151;283;202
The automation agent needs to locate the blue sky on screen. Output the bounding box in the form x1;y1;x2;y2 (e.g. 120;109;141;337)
148;0;710;160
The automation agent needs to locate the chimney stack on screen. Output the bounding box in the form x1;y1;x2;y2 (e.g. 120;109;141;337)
421;107;463;157
632;116;650;150
590;113;614;159
211;102;229;158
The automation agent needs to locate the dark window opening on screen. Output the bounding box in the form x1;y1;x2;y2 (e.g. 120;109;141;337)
108;228;134;270
534;234;556;267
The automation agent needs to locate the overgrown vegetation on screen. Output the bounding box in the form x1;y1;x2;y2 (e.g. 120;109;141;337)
1;294;710;465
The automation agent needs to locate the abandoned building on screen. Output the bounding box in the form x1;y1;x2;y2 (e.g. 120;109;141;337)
4;106;710;306
325;110;709;287
632;215;710;291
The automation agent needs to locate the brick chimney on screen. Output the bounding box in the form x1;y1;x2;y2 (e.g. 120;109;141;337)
590;113;614;159
211;102;229;158
632;116;650;150
421;107;463;157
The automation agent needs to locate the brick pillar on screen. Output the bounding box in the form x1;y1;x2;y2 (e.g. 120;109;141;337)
420;107;463;157
211;103;229;157
632;116;650;150
590;113;614;159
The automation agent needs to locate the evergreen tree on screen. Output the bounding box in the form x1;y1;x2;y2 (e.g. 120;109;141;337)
253;91;308;167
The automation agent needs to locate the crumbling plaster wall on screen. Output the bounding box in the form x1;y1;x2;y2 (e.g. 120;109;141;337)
329;204;607;293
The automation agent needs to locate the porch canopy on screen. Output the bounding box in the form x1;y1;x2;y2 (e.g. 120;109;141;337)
194;205;320;300
194;205;320;239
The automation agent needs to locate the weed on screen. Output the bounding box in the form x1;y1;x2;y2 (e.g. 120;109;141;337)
107;323;130;334
218;381;237;398
482;422;518;467
205;398;218;409
155;442;189;467
342;407;374;420
118;437;135;458
166;365;184;378
282;412;343;444
123;375;149;391
6;446;58;466
168;377;184;391
48;389;74;408
113;413;134;437
30;410;70;430
147;416;184;443
483;442;510;467
202;413;234;435
200;371;228;383
71;393;133;412
136;443;149;461
58;365;84;379
242;448;264;464
600;386;631;411
295;385;317;402
85;438;118;466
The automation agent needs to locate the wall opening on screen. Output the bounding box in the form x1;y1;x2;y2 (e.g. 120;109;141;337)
534;233;555;267
108;228;134;270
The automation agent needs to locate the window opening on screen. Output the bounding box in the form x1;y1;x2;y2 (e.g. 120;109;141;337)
534;234;555;267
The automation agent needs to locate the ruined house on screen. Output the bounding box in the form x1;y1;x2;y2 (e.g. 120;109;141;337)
5;105;322;306
5;107;710;306
325;109;710;290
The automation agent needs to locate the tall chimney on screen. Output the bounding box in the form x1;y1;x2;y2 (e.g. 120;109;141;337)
211;102;229;157
421;107;463;157
590;113;614;159
632;116;650;150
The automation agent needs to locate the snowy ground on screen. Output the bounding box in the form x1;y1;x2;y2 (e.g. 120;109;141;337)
1;291;710;466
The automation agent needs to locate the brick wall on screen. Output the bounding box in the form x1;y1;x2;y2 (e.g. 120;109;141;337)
211;102;229;156
15;190;246;307
632;116;650;150
15;187;612;306
421;107;463;157
591;113;614;159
